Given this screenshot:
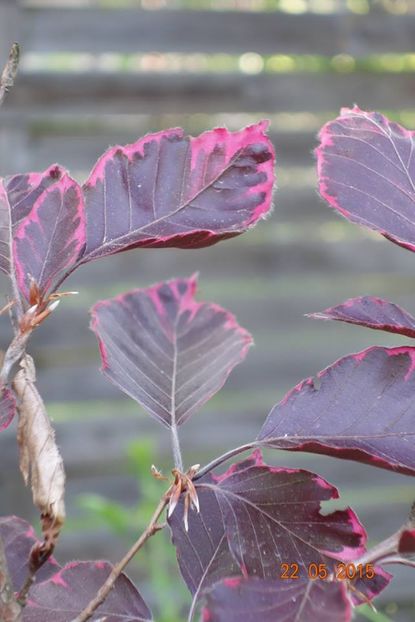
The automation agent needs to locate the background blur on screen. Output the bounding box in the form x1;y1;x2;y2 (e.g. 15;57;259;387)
1;0;415;620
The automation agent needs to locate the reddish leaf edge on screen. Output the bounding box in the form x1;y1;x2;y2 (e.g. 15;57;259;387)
200;576;353;622
197;345;415;480
25;560;153;621
89;273;253;418
0;517;153;621
316;105;415;253
192;453;391;618
3;120;275;303
79;120;275;260
258;345;415;476
12;166;86;301
209;448;368;562
307;296;415;338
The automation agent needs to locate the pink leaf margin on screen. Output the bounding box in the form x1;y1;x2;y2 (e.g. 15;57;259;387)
12;165;86;300
316;105;415;253
90;274;253;417
211;448;367;562
308;296;415;338
258;345;415;476
83;121;275;253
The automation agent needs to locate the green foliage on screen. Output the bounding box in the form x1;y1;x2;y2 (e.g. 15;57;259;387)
357;605;393;621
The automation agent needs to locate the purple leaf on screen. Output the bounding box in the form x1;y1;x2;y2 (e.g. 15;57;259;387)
351;568;391;606
0;516;60;591
1;517;152;621
200;576;352;622
171;452;367;618
24;561;152;622
0;166;61;285
317;106;415;252
0;181;15;284
308;296;415;338
11;166;85;300
4;166;62;228
90;275;252;428
196;451;366;578
0;386;16;431
258;346;415;475
168;473;242;620
81;122;274;262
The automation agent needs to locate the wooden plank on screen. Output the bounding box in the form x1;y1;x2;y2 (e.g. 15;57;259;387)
0;1;30;174
9;130;317;172
21;8;415;56
6;71;415;115
30;322;407;403
0;1;19;63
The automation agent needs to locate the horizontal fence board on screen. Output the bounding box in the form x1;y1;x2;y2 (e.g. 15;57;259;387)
6;71;415;115
17;130;319;171
30;327;406;403
21;8;415;56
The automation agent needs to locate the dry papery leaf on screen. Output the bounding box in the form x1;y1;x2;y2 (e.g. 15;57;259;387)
13;355;65;554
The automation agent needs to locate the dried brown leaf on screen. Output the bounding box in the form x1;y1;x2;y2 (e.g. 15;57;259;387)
13;355;65;551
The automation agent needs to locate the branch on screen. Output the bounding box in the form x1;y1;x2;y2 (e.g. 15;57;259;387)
170;424;184;472
353;501;415;570
72;493;169;622
353;531;402;568
0;535;21;622
0;43;19;109
195;441;258;480
12;354;65;603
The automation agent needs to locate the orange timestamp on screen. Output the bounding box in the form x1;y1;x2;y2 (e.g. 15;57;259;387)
280;562;375;581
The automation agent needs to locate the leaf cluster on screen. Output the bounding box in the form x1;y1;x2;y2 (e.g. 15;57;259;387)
1;105;415;622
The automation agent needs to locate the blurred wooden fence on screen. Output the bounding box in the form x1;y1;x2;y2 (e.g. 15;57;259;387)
1;2;415;619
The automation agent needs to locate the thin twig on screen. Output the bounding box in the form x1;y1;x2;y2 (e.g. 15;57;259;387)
0;535;22;622
16;574;35;608
0;43;19;109
352;531;401;568
171;424;184;472
351;505;415;570
195;441;258;480
71;493;169;622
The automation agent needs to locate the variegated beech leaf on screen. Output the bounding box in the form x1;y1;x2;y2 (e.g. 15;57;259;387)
0;166;61;284
0;515;152;621
24;561;152;622
81;122;274;261
169;452;382;620
200;577;352;622
258;346;415;475
1;165;86;301
90;275;252;428
317;106;415;252
308;296;415;338
168;474;242;621
0;122;274;304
